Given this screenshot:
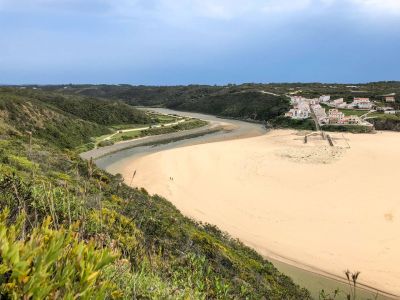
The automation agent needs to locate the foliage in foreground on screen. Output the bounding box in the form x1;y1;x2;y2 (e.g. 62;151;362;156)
0;209;117;299
0;102;311;299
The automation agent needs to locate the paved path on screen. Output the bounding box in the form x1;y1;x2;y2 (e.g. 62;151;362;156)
101;119;186;142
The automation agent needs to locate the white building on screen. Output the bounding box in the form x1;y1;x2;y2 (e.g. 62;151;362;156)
385;96;395;103
309;98;320;105
328;109;345;124
285;108;310;119
289;96;304;105
377;106;393;112
353;98;373;110
329;98;346;108
319;95;331;103
344;115;361;125
285;100;311;120
384;110;396;115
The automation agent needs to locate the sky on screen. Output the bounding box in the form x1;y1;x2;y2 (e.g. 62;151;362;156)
0;0;399;85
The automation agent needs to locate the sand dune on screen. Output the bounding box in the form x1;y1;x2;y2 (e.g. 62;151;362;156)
119;130;400;296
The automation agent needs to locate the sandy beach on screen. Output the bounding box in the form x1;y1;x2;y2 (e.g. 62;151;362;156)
116;129;400;296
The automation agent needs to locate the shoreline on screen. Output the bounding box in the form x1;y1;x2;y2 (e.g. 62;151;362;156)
117;130;400;298
87;110;399;299
243;238;398;299
80;121;230;160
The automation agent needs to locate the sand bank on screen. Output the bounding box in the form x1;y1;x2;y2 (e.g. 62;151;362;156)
119;130;400;297
80;121;228;160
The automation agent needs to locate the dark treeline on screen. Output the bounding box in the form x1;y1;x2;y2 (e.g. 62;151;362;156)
40;81;400;124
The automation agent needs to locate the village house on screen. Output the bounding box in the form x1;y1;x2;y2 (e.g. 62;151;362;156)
385;96;395;103
285;100;311;119
352;98;373;110
344;115;361;125
327;109;363;125
319;95;331;103
377;106;393;112
328;109;345;124
285;107;310;119
384;110;397;115
309;98;320;105
328;98;347;108
289;96;304;105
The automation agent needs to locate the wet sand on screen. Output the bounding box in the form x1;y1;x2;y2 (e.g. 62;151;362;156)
81;108;266;160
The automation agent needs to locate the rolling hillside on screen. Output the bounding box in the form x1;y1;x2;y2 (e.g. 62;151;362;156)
0;89;110;149
46;82;400;130
0;88;310;299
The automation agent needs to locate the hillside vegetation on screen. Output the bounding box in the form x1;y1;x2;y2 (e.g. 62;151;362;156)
0;88;154;149
6;88;151;126
49;84;290;122
0;89;110;149
167;91;290;121
37;93;151;126
0;89;310;299
40;82;400;131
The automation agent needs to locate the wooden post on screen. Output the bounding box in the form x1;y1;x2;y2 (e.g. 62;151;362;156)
327;135;334;147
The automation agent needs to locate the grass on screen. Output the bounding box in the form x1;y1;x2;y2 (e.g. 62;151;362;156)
369;112;400;121
338;109;369;117
0;135;311;299
112;130;142;142
322;124;374;133
109;118;207;143
270;116;316;130
152;114;180;123
109;113;180;130
320;103;370;117
9;85;397;298
111;123;151;130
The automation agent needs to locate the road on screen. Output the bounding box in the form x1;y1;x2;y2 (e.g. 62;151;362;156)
101;119;186;142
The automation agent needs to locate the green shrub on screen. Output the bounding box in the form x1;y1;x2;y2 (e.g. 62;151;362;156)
0;208;118;299
322;125;374;133
98;140;114;147
270;116;316;130
7;155;39;172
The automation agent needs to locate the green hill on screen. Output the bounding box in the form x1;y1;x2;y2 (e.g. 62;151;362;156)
45;84;291;122
0;89;110;149
0;88;310;298
9;88;151;126
48;82;400;131
167;91;290;121
36;93;151;126
0;88;153;149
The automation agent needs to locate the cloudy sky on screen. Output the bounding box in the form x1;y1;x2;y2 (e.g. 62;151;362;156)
0;0;399;84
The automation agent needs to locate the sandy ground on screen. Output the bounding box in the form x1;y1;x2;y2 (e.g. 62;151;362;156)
119;130;400;296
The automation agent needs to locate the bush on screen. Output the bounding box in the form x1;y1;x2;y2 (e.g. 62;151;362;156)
270;116;316;130
98;140;114;147
7;155;39;172
0;208;118;299
322;125;374;133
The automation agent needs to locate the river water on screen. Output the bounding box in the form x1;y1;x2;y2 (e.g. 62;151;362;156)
94;108;393;300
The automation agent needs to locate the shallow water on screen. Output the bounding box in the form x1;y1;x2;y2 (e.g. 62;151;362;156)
270;258;391;300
